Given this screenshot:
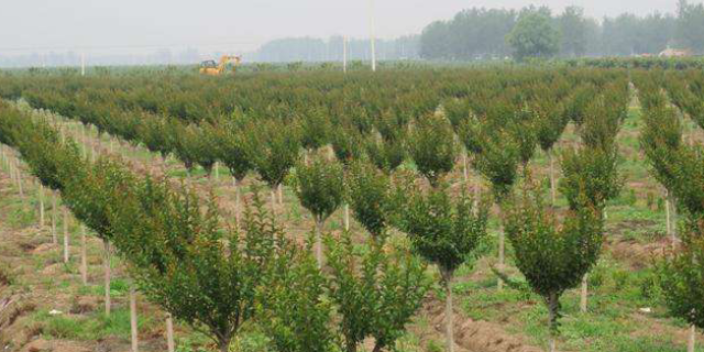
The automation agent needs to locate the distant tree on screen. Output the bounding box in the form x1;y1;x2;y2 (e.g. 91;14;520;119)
420;21;453;60
507;9;561;60
558;6;588;57
676;0;704;53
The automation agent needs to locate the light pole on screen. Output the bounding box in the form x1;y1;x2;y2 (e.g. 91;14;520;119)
369;0;376;72
343;36;348;73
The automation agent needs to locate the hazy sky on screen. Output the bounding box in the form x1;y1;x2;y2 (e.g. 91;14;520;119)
0;0;698;55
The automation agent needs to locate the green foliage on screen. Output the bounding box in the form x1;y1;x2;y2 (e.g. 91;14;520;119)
391;178;489;275
325;232;431;352
292;157;345;223
172;122;206;172
263;241;334;352
365;135;406;175
560;146;623;211
330;126;363;166
137;115;175;159
506;107;538;167
407;115;457;186
534;100;567;152
507;9;561;60
212;118;253;181
300;109;332;152
113;187;294;351
472;129;521;201
248;121;301;189
62;156;135;242
345;161;392;238
660;222;704;329
505;187;604;335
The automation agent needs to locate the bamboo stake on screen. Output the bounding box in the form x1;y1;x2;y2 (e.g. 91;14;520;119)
315;219;324;269
233;177;241;226
51;191;58;244
104;239;112;316
38;184;45;227
580;274;588;313
16;167;24;199
444;275;455;352
80;225;88;285
549;150;556;206
166;315;176;352
130;285;139;352
63;208;70;263
344;203;350;231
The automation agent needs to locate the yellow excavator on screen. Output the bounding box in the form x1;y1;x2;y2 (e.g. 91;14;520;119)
199;55;241;76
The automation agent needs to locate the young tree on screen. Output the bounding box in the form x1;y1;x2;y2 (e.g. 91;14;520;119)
407;115;457;187
325;232;431;352
472;128;521;290
262;240;335;352
61;156;134;316
247;120;301;213
534;99;568;205
112;184;292;352
213;118;253;224
560;145;622;313
392;179;488;352
300;108;332;162
505;188;604;352
345;161;392;239
292;157;345;267
365;134;406;175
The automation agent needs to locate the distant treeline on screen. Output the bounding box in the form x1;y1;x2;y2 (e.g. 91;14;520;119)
249;1;704;63
249;35;420;63
420;1;704;60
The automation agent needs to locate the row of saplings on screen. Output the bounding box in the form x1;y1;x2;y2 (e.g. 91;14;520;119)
0;99;627;352
637;77;704;352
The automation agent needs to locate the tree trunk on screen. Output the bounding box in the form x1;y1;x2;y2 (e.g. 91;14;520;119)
278;183;284;206
130;285;139;352
104;239;112;316
8;158;14;182
233;177;241;226
462;153;468;185
81;225;88;285
315;219;324;269
16;167;24;199
671;195;678;242
63;208;70;263
38;184;45;228
270;189;277;217
166;315;176;352
549;150;556;207
666;195;672;242
51;192;57;244
580;274;588;313
688;324;695;352
214;162;219;181
547;292;558;352
498;224;505;291
344;203;350;231
441;269;455;352
219;337;231;352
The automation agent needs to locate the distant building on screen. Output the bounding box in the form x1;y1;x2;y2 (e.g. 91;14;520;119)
658;48;693;58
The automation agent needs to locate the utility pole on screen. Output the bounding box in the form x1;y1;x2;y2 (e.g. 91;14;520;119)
369;0;377;72
343;36;348;73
